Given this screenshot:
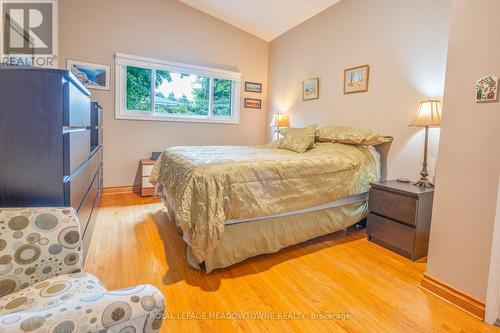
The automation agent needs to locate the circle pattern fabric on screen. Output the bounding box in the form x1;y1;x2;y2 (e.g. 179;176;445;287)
58;227;80;249
0;208;165;332
0;208;82;296
40;281;72;298
101;301;132;328
34;214;59;231
14;244;41;265
8;216;29;231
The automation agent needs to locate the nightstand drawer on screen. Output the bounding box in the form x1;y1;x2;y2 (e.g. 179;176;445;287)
367;213;415;256
142;165;154;177
369;188;417;225
142;176;154;188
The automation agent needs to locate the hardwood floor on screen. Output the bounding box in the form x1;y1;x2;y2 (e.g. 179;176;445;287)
85;193;499;333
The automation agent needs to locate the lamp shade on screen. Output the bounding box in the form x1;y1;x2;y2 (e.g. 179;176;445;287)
269;112;290;127
409;100;442;127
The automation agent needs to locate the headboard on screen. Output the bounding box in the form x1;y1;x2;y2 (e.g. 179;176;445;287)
374;138;393;181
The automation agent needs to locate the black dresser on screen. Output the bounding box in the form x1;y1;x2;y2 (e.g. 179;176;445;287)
0;67;103;264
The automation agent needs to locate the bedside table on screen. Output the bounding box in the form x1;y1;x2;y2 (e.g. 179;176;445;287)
367;180;434;260
140;159;156;197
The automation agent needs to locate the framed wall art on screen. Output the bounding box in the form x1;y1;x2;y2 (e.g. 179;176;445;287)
476;75;498;102
244;98;261;109
344;65;369;94
302;78;319;100
67;60;110;91
244;82;262;93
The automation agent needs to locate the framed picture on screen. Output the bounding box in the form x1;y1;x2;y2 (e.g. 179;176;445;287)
67;60;110;91
245;82;262;93
344;65;369;94
476;75;498;102
302;78;319;100
244;98;261;109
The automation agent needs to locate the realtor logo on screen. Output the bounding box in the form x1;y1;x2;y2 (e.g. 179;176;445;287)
1;0;57;67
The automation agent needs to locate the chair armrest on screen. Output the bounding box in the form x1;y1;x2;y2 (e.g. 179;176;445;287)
0;207;82;294
0;284;165;333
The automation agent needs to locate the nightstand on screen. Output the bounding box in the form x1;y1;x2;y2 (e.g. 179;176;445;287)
367;180;434;260
140;159;156;197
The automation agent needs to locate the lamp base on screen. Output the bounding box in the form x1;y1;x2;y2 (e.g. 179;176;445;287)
414;126;434;188
414;179;434;188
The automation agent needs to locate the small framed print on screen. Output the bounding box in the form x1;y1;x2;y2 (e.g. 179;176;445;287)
344;65;369;94
476;75;498;102
302;78;319;100
244;82;262;93
244;98;261;109
67;60;110;91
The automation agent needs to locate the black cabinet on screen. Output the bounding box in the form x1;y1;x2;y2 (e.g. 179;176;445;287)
0;67;103;265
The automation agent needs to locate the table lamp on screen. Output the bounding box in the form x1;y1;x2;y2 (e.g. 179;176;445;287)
269;112;290;140
409;100;442;187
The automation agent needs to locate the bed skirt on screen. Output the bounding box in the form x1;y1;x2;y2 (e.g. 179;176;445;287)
185;201;368;272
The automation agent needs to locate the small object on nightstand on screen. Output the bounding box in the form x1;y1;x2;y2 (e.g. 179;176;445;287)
397;178;410;183
367;180;434;261
140;159;156;197
151;152;161;160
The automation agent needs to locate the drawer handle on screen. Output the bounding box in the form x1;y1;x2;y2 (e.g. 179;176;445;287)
63;126;88;134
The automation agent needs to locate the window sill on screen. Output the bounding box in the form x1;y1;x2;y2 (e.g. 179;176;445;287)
115;112;240;125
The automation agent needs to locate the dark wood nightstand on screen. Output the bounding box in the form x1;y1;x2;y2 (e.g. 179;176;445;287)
367;180;434;260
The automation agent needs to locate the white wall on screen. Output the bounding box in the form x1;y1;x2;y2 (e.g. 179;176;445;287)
485;176;500;323
59;0;269;187
268;0;452;181
426;0;500;301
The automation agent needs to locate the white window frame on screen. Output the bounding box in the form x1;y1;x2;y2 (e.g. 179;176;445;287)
115;53;241;124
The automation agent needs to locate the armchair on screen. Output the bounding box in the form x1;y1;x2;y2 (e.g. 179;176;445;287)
0;208;164;333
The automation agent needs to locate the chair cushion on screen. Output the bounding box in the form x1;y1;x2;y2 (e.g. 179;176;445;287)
0;272;106;316
0;207;83;297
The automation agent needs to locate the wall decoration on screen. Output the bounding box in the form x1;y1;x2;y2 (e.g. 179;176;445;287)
245;82;262;93
302;78;319;100
244;98;261;109
344;65;369;94
476;75;498;102
67;60;110;91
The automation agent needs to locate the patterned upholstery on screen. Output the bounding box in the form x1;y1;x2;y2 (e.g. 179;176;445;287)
0;208;164;333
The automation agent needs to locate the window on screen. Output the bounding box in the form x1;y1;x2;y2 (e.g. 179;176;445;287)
115;53;241;124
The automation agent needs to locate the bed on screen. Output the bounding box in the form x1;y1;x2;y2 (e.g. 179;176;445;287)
150;142;381;272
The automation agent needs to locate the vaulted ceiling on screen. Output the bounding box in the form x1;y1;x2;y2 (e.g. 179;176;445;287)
179;0;341;41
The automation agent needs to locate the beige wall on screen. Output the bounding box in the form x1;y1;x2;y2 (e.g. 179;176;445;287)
426;0;500;301
59;0;269;187
268;0;451;181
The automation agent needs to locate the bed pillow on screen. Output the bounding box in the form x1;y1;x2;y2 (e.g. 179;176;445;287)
316;126;392;146
279;125;317;153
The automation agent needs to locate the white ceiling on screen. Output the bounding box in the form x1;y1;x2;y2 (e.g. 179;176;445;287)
179;0;341;41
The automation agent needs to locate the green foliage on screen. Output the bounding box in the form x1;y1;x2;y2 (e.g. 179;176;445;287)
126;66;151;111
126;67;171;111
213;79;232;116
127;66;232;117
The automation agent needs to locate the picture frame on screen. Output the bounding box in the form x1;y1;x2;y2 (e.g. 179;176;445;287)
244;81;262;93
67;60;110;91
244;98;261;109
476;75;498;103
302;78;319;100
344;65;369;94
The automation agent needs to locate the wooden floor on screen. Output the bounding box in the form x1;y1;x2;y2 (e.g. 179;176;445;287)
85;193;499;333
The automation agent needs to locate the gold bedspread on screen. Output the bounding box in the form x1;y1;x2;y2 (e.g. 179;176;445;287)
150;143;379;263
